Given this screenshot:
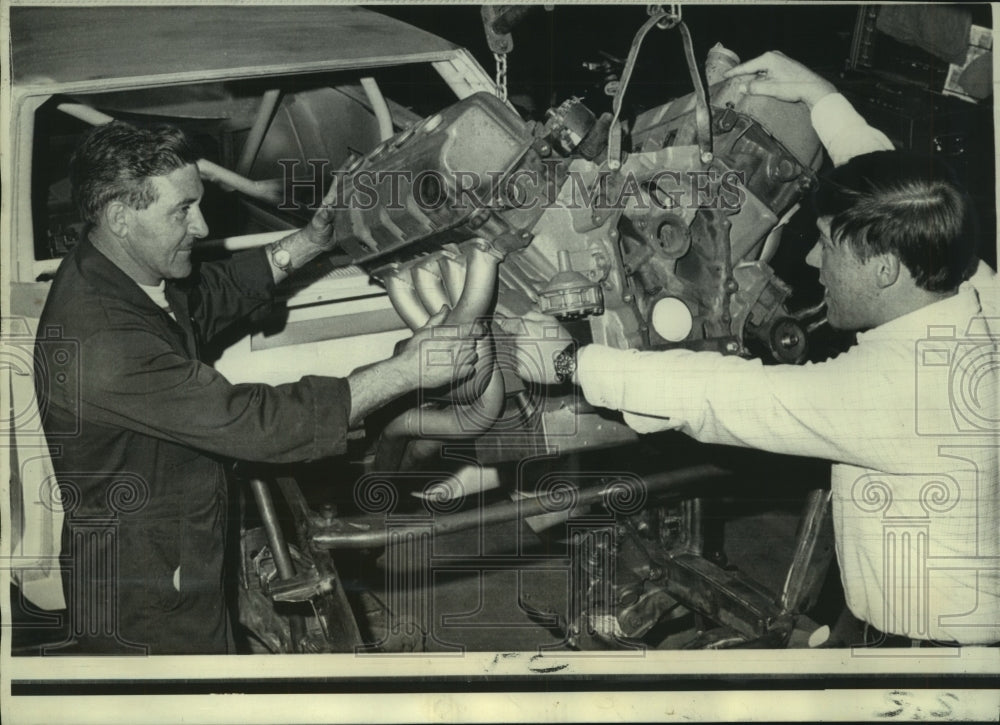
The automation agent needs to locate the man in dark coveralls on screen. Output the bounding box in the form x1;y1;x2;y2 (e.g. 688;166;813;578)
35;122;479;654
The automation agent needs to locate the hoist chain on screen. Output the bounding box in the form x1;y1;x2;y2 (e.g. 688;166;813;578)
493;51;508;102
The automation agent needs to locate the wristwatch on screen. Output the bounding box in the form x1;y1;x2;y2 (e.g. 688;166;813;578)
270;246;292;274
552;342;578;384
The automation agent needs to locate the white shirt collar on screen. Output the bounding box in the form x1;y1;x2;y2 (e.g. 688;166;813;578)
858;281;988;344
136;279;172;315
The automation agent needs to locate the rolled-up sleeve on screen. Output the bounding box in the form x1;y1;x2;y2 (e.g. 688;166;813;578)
81;322;351;463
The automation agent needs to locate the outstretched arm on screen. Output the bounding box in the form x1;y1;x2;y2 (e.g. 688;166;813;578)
724;51;894;166
724;50;838;108
345;306;482;427
79;305;482;463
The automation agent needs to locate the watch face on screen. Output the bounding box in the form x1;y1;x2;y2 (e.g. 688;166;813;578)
553;343;577;383
274;249;291;267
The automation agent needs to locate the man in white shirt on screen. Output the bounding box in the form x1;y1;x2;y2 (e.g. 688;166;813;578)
512;52;999;646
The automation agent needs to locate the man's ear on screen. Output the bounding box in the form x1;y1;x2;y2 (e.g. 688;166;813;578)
871;252;901;289
102;201;130;238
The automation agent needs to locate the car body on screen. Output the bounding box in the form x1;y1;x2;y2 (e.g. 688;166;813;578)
4;4;497;382
7;4;993;660
2;5;834;654
2;4;500;633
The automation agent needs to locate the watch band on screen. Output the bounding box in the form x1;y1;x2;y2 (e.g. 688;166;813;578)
552;342;577;384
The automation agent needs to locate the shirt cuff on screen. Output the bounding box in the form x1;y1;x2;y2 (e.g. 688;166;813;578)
810;93;857;140
578;345;685;434
577;344;632;411
301;375;351;460
579;343;722;435
231;246;278;300
810;93;894;167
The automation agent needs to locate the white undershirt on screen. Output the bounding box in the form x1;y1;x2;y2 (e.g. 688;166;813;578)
137;280;176;320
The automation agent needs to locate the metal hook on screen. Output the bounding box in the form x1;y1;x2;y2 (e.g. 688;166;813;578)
647;4;681;29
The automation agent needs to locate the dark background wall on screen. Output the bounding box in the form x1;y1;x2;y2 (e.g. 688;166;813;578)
378;5;861;113
376;4;996;268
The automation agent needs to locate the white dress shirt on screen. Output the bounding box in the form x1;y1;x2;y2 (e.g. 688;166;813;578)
577;93;999;643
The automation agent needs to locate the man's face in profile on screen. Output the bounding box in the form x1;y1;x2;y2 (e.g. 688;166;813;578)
806;216;881;331
123;164;209;285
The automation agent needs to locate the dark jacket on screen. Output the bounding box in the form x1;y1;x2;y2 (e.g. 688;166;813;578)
36;237;351;653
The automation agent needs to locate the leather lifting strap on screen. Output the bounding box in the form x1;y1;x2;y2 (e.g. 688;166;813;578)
608;13;713;169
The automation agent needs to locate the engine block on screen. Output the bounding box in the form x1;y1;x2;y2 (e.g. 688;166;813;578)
336;77;821;358
331;44;825;465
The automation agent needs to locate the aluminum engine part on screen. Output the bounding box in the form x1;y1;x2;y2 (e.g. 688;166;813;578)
538;250;605;320
335;92;553;264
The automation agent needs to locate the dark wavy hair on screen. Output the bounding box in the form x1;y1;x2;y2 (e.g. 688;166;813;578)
69;121;200;224
814;151;979;292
